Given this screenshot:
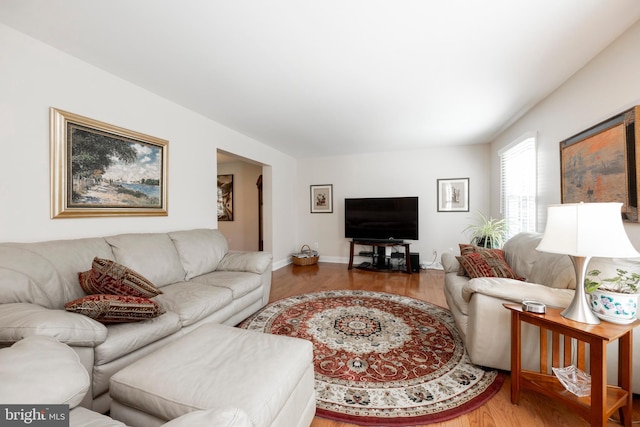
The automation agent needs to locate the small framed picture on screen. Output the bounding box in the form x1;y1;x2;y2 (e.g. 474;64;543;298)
217;174;233;221
437;178;469;212
310;184;333;213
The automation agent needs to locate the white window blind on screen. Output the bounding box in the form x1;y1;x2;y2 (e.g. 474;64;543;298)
499;136;536;239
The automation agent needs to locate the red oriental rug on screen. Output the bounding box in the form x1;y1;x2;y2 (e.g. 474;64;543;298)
239;290;505;426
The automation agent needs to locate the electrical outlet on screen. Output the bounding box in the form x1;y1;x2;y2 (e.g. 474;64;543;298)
432;249;437;256
313;242;319;250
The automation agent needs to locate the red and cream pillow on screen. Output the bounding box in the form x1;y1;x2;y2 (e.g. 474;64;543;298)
68;257;164;324
78;257;162;298
456;248;524;280
65;294;164;324
457;243;501;276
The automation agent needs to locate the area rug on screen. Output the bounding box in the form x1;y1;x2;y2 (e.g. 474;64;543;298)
239;290;505;426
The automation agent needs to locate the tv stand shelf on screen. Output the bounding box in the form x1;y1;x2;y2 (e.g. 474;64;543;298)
348;240;412;274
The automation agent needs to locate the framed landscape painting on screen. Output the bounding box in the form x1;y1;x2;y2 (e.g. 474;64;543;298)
50;108;168;218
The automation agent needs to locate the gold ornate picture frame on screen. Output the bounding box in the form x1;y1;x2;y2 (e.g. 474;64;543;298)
50;108;168;218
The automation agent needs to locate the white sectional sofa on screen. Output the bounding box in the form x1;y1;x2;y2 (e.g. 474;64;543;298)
0;228;273;413
442;232;640;393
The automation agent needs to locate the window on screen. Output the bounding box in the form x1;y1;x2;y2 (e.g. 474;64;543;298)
499;134;536;239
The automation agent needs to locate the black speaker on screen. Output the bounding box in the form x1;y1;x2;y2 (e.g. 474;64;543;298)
410;253;420;272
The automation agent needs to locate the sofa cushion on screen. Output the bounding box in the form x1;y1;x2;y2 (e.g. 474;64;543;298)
65;295;164;324
162;407;253;427
94;312;181;365
0;303;107;346
79;257;162;298
70;407;128;427
457;250;523;280
191;271;262;299
154;282;234;327
217;251;272;275
441;252;461;274
105;233;186;287
528;252;576;289
502;232;544;280
169;229;229;280
0;336;89;408
0;238;114;309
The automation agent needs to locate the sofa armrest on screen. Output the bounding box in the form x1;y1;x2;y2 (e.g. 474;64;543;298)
0;336;90;409
462;277;574;308
0;303;107;347
217;251;272;274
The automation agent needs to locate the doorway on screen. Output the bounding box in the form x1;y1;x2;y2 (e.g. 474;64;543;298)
216;150;268;252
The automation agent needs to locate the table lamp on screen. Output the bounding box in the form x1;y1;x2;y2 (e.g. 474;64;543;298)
536;202;639;324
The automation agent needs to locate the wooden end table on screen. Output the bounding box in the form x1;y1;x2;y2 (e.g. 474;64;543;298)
504;303;639;427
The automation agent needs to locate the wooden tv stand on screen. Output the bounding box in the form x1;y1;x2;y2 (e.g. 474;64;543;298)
348;240;412;274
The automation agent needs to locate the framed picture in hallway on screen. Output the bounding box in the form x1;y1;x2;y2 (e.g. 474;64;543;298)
437;178;469;212
50;108;168;218
217;174;234;221
310;184;333;213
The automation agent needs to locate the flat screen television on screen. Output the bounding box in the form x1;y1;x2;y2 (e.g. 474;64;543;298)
344;197;418;242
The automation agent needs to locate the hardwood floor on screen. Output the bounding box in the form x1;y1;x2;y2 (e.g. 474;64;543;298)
270;262;640;427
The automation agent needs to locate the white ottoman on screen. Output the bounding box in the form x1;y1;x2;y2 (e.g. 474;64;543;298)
109;323;316;427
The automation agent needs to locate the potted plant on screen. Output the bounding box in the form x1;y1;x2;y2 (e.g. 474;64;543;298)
463;211;508;249
585;268;640;324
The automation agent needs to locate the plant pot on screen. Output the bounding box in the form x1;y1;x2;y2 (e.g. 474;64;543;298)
589;289;639;324
473;236;496;249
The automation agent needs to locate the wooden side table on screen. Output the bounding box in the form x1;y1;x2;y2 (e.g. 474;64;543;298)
504;303;639;427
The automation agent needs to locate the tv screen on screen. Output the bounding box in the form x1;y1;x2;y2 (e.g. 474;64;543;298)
344;197;418;241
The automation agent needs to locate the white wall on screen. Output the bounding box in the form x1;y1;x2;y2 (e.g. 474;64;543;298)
297;144;491;266
217;161;262;251
13;16;640;270
0;24;298;266
490;19;640;247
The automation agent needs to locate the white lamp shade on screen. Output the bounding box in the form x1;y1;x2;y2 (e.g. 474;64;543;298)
537;202;639;258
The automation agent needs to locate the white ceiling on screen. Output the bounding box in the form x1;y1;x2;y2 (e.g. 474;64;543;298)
2;1;640;158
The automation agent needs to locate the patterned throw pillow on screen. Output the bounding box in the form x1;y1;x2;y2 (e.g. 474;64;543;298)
457;244;502;276
64;294;164;324
456;250;524;280
79;257;162;298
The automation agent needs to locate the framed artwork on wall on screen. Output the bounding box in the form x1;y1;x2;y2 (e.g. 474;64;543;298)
437;178;469;212
50;108;168;218
217;174;234;221
560;106;639;222
310;184;333;213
